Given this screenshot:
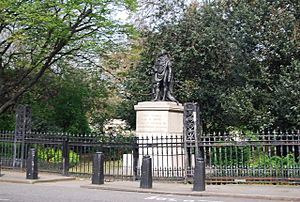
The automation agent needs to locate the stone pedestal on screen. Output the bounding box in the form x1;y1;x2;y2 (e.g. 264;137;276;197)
134;101;183;136
134;101;184;177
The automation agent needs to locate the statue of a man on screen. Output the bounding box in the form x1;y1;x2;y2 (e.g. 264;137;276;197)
152;50;178;103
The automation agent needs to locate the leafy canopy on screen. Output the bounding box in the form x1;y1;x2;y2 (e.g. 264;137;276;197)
0;0;137;113
124;0;299;131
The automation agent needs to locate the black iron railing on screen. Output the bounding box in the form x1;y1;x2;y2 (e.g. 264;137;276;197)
201;131;300;180
0;130;299;183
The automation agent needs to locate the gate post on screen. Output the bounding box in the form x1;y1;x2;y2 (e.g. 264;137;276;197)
183;103;201;182
14;105;31;168
92;152;104;185
26;148;38;179
62;138;69;176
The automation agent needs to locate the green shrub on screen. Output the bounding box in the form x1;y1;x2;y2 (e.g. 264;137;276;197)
210;146;252;166
37;148;80;166
249;153;300;169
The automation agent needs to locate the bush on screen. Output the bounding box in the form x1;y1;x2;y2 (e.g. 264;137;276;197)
37;147;80;166
210;146;252;167
249;153;300;169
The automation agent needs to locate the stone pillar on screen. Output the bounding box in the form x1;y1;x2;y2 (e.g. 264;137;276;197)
134;101;184;177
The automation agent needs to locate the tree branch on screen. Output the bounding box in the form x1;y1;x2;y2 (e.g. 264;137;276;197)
0;36;67;113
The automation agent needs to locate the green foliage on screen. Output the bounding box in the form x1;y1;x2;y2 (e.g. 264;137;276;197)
18;66;114;133
123;0;300;130
38;148;80;166
210;146;252;166
272;60;300;128
0;113;15;131
209;145;300;170
47;71;92;134
115;99;139;130
249;153;300;169
0;0;137;114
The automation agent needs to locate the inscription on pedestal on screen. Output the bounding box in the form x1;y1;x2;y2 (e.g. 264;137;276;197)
137;112;168;132
135;101;183;135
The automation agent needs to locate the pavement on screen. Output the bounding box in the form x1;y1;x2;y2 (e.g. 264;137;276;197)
0;169;76;184
1;169;300;201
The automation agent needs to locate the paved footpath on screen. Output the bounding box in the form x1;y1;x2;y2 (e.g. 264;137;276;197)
0;169;76;184
1;169;300;201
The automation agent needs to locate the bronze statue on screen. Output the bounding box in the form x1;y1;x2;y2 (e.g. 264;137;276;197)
152;50;178;103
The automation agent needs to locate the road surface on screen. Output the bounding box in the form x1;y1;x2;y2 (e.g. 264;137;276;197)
0;181;275;202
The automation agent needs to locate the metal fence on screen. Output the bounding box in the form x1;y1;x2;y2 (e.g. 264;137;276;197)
0;131;138;180
0;130;299;183
200;130;300;183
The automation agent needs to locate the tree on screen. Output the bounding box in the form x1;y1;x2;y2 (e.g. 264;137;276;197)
0;0;137;114
134;0;186;30
17;65;114;133
98;42;144;129
123;0;300;130
272;60;300;129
